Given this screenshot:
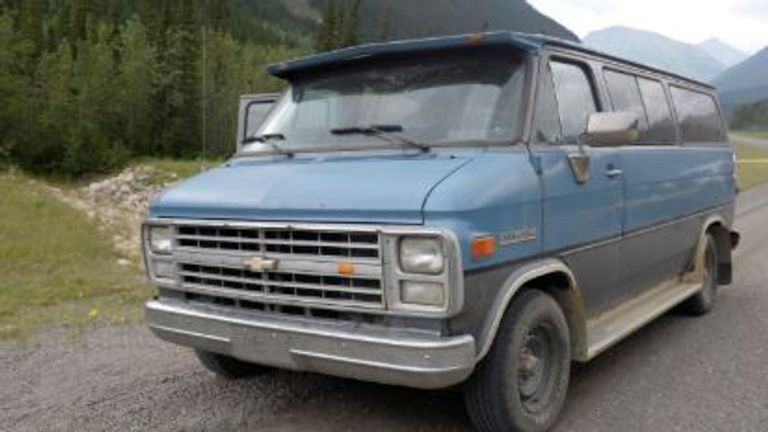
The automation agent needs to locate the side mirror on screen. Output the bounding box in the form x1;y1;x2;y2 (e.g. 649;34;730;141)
585;112;639;147
237;93;280;152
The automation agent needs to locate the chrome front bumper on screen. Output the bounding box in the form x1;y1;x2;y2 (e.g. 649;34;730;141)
146;300;476;389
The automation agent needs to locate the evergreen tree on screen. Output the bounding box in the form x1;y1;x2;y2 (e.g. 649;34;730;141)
18;0;44;55
341;0;362;48
0;0;310;176
378;1;391;42
117;16;157;155
316;0;338;52
161;0;201;157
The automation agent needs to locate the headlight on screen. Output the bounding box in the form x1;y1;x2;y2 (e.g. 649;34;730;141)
149;226;173;254
152;260;175;279
399;236;445;275
400;281;445;307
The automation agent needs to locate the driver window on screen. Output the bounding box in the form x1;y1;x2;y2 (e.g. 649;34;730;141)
533;64;562;144
550;61;598;144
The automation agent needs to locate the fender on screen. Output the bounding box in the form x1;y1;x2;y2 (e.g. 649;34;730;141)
475;258;590;362
689;213;734;285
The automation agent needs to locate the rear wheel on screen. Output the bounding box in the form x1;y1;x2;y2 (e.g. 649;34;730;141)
465;290;571;432
194;350;273;379
681;235;719;316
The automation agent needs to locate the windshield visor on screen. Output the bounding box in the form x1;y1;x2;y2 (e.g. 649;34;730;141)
243;47;528;154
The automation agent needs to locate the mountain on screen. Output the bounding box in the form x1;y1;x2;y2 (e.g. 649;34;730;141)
696;39;747;68
584;26;726;82
303;0;579;42
713;47;768;117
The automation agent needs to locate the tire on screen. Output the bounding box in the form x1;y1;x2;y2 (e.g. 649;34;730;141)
465;290;571;432
681;235;719;316
194;350;273;379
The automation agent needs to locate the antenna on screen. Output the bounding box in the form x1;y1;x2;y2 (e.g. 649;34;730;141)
201;26;207;171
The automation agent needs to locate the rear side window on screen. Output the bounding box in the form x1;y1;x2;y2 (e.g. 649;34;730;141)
604;70;648;133
604;70;677;144
637;78;676;143
670;87;726;143
550;61;598;144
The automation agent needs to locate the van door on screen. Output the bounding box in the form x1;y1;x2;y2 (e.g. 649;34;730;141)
532;58;625;314
607;73;733;297
236;94;279;151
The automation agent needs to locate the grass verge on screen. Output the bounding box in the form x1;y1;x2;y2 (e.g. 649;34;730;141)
0;170;153;340
735;142;768;191
732;130;768;140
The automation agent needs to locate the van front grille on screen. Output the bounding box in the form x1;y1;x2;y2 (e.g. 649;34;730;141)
155;222;387;315
177;263;384;309
175;225;381;260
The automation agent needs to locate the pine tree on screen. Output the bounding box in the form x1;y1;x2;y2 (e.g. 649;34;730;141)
378;1;391;42
117;16;157;155
316;0;338;52
18;0;44;55
341;0;362;48
162;0;201;157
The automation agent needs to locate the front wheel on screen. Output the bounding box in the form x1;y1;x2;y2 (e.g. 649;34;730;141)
465;290;571;432
194;350;273;379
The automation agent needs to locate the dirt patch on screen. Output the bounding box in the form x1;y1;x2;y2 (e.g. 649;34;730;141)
44;166;176;262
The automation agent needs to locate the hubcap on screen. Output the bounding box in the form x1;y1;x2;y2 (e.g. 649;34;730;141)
517;327;550;400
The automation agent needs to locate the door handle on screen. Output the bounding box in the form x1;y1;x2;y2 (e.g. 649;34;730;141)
605;167;623;178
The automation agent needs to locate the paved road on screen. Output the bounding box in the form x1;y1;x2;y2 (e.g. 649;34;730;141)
3;185;768;432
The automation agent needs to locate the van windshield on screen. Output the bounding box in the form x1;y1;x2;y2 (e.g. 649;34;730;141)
243;48;527;154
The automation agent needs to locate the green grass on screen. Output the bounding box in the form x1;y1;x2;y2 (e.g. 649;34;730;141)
732;130;768;140
735;142;768;190
0;171;153;339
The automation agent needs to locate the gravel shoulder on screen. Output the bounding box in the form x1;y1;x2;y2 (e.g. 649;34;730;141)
3;194;768;432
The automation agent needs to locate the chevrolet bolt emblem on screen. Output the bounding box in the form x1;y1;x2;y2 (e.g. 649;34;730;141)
244;256;278;272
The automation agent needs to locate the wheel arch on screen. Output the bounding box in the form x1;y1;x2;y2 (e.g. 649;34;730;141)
697;215;734;285
475;258;590;363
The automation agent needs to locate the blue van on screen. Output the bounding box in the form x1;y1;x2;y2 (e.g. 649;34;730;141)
143;32;739;432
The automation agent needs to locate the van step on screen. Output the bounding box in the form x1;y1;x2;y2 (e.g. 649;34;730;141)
584;279;702;360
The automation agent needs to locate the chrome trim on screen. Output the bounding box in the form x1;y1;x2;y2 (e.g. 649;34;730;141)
143;219;464;319
146;300;476;389
623;203;732;240
559;203;733;257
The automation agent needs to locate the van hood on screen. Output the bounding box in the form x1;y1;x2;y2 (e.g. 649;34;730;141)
149;153;472;224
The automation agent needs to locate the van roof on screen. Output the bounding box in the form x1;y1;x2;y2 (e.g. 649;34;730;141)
267;31;713;90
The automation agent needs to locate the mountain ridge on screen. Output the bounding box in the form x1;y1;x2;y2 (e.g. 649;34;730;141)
696;38;747;68
300;0;578;43
584;26;726;82
713;47;768;116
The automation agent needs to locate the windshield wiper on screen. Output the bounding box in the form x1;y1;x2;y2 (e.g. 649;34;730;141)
331;125;429;152
242;133;294;157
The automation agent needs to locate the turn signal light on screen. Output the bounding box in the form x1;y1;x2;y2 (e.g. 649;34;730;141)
338;262;355;276
471;236;496;260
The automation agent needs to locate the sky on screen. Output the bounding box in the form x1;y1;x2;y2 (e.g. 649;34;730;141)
527;0;768;54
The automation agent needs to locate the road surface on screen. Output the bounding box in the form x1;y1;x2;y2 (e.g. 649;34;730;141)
3;184;768;432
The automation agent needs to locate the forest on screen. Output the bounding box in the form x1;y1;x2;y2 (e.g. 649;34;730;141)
0;0;373;177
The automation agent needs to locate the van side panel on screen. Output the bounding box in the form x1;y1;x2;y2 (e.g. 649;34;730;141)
619;146;735;296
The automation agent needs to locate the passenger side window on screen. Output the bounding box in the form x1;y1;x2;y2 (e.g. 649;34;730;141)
604;70;649;134
550;61;598;144
637;78;676;143
533;64;562;144
670;87;726;143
